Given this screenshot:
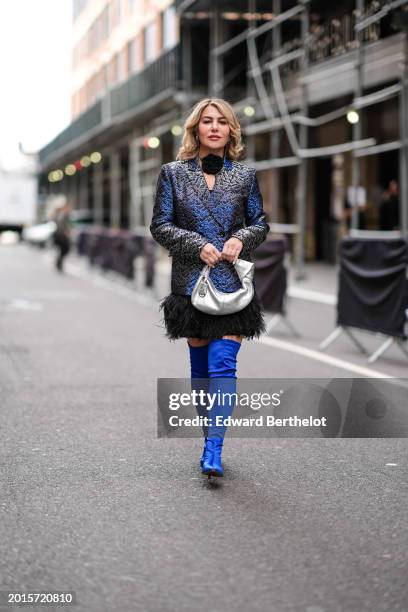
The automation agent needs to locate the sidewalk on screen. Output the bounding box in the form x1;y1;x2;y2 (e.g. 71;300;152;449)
135;252;339;305
33;243;408;381
66;248;408;375
51;245;339;307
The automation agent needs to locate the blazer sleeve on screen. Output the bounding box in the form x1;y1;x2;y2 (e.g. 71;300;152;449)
231;169;270;254
150;165;208;262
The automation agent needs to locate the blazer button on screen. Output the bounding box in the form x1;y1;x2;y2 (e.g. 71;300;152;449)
220;231;225;237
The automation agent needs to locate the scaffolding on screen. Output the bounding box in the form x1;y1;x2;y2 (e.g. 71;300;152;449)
178;0;408;275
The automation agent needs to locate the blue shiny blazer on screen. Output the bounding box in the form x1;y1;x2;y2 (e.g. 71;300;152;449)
150;156;270;296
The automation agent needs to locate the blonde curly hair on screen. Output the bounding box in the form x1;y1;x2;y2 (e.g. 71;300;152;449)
176;98;244;161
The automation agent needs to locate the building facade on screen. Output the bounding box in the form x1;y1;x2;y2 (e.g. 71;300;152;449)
39;0;408;265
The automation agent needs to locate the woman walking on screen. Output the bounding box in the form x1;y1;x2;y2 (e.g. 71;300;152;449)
150;98;269;478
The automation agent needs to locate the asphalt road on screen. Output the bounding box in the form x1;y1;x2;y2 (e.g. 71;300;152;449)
0;243;407;612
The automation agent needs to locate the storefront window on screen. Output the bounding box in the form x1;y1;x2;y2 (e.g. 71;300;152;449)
163;6;177;51
144;21;157;64
128;40;136;74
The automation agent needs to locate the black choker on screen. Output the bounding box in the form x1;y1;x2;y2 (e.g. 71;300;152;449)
200;153;224;174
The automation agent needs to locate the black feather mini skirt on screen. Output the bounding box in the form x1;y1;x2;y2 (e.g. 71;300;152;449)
158;292;266;341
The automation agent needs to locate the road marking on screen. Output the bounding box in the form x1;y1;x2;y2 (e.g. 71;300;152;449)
5;299;43;312
256;335;392;378
66;262;157;307
41;252;393;378
287;286;336;305
40;251;158;306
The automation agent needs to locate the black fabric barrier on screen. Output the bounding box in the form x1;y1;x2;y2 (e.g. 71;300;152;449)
108;234;138;278
144;238;156;288
337;237;408;339
252;238;287;314
76;230;89;256
75;228;155;282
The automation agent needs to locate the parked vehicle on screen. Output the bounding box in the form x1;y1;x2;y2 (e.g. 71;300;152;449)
0;167;37;237
22;221;56;248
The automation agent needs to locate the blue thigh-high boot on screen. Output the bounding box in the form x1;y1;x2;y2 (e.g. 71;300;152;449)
187;342;210;467
203;338;241;477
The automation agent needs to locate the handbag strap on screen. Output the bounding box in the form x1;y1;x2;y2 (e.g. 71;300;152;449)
201;265;211;280
201;259;247;281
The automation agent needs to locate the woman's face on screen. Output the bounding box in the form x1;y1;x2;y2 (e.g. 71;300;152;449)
197;105;231;153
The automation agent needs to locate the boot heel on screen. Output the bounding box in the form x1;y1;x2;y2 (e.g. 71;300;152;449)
201;438;215;475
208;439;224;477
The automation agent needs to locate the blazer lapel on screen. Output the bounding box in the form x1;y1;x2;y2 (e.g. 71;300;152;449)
213;157;234;202
185;157;210;205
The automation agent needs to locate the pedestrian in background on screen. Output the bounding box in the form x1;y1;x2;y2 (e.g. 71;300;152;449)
379;179;400;231
150;98;270;478
53;201;72;272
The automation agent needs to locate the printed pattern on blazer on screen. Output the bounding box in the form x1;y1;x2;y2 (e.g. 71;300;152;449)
150;156;270;295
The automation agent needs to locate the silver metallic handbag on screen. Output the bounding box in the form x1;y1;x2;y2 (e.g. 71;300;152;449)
191;258;254;315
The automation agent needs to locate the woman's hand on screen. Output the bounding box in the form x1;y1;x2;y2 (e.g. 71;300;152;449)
221;237;243;264
199;243;222;268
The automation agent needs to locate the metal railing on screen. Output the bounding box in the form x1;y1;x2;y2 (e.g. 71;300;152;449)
111;45;180;118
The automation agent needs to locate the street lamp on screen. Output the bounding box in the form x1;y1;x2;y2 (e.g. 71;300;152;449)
347;110;359;124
